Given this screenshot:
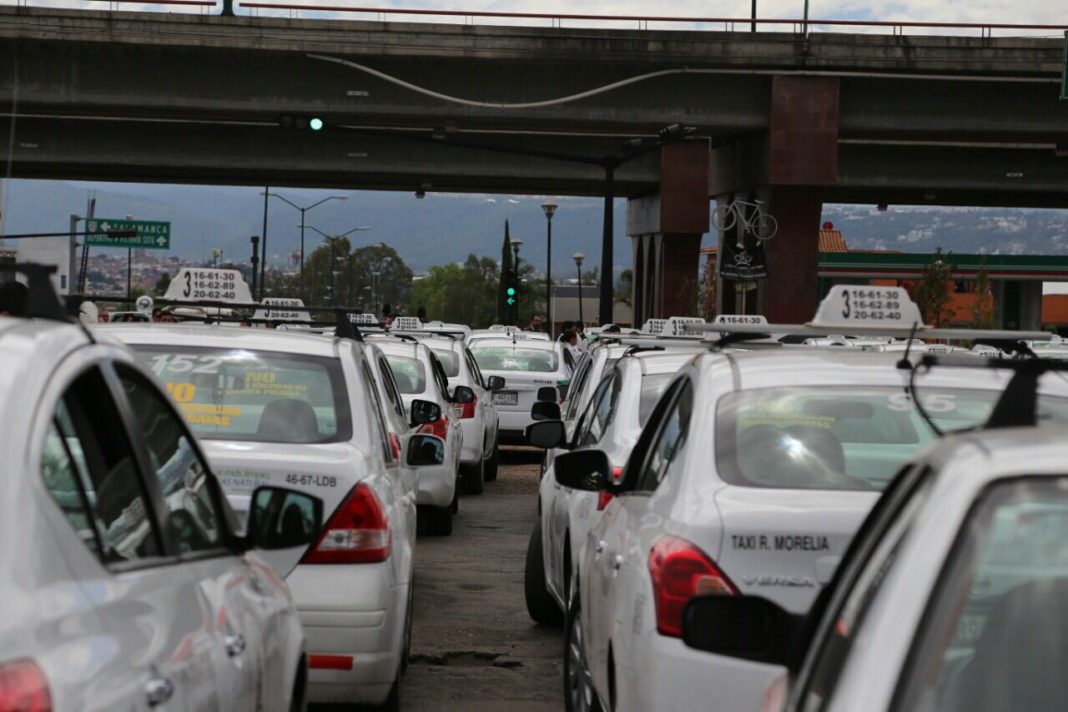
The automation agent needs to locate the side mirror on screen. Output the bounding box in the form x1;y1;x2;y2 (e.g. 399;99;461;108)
452;385;475;404
554;449;610;491
406;434;446;467
526;420;566;449
246;486;323;551
537;386;559;403
682;595;797;666
486;375;506;391
410;399;442;426
531;401;562;421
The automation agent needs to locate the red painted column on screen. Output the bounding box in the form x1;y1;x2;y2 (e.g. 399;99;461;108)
764;76;839;323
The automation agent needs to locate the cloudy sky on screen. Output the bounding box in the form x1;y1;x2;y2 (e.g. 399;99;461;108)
261;0;1065;26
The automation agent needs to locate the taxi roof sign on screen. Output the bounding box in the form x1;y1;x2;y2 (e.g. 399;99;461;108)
392;316;424;331
163;268;253;304
252;297;311;323
692;283;1055;343
714;314;768;326
640;316;706;337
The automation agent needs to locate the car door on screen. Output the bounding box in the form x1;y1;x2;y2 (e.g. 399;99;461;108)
551;374;617;599
465;348;496;453
377;354;419;498
111;363;275;712
39;362;221;712
585;379;693;696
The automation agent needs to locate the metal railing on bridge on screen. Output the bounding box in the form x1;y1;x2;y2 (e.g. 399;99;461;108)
4;0;1068;37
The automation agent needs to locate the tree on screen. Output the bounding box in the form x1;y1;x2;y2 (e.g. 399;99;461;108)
154;272;172;296
498;221;513;324
913;248;953;327
971;259;995;329
409;254;502;328
614;269;633;306
299;240;412;312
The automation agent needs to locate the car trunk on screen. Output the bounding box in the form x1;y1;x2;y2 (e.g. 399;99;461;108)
713;486;880;613
202;440;367;575
481;371;559;414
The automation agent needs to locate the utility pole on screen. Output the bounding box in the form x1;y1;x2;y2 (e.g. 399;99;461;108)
541;202;557;335
250;235;260;297
598;161;616;327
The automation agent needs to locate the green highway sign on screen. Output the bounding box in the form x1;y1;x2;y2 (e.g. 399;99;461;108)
85;218;172;249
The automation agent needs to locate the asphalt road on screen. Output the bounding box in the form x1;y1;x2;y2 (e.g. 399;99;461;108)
400;447;564;712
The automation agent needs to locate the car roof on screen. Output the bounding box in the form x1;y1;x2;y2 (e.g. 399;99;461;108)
97;322;341;358
0;317;92;387
932;426;1068;485
623;350;700;375
371;338;429;360
701;347;1053;392
469;336;558;351
417;336;463;351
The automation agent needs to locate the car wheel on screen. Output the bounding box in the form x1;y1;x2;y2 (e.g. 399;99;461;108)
524;522;564;626
484;436;500;482
428;505;453;536
460;454;485;495
289;658;307;712
564;594;603;712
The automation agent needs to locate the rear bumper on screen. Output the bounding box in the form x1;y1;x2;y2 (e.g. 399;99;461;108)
286;563;408;706
416;461;456;508
498;409;535;439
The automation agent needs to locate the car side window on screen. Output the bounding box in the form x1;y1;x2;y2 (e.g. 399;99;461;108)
361;361;395;464
428;353;451;401
579;374;617;447
464;349;485;389
634;381;694;492
43;366;163;565
565;358;592;421
116;365;224;555
377;357;407;420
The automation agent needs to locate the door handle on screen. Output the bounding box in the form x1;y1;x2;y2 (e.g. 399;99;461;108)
145;675;175;707
612;554;624;571
595;540;606;556
225;633;247;657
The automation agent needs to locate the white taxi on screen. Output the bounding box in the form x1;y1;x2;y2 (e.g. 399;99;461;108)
413;334;505;495
0;290;321;712
525;347;701;626
470;334;573;443
553;286;1068;712
103;323;443;710
684;420;1068;712
370;336;464;535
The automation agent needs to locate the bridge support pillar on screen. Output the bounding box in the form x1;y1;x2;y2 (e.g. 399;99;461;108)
626;141;710;324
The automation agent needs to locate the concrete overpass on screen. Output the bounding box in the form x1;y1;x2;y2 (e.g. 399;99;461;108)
1;6;1066;321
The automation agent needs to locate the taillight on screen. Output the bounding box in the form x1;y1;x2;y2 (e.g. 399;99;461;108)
0;659;51;712
418;413;450;440
648;536;736;638
596;467;624;511
388;433;402;461
302;484;391;564
459;394;477;419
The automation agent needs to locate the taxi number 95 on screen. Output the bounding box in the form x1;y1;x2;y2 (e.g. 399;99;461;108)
285;474;338;488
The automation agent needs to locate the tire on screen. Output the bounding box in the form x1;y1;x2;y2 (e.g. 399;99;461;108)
427;505;453;536
288;658;307;712
460;455;485;495
564;594;603;712
524;522;564;627
484;437;500;482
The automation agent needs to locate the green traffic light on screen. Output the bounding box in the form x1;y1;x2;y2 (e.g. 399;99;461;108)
507;287;516;296
309;117;324;131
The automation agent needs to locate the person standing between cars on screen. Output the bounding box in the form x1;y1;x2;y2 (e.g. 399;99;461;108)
525;314;545;332
0;281;29;317
575;322;588;352
562;329;582;364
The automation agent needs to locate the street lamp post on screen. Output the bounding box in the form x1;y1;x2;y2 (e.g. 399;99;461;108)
541;202;557;336
262;191;348;298
511;239;523;325
574;252;585;327
306;225;370;305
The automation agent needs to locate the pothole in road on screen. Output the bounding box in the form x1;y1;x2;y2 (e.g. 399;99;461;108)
410;651;525;669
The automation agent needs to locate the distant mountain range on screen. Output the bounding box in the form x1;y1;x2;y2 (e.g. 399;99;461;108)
3;180;1067;273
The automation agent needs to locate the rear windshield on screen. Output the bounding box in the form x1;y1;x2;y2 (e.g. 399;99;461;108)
432;349;461;378
716;387;1068;492
132;346;350;444
386;355;427;394
639;373;675;426
471;345;559;373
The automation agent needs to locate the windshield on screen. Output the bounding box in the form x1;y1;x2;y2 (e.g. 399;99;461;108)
132;346;350;444
638;373;675;426
471;345;560;373
432;349;461;377
716;387;1068;492
386;354;428;394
